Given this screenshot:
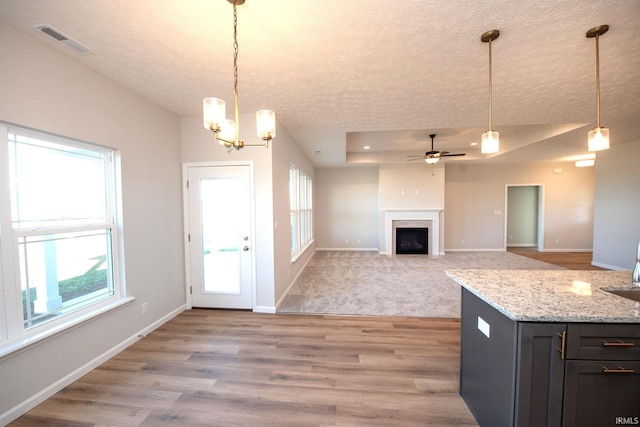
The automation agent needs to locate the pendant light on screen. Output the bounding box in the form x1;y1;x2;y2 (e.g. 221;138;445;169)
586;25;609;152
203;0;276;152
481;30;500;154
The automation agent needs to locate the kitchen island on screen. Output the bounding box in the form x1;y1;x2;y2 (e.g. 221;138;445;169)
446;269;640;427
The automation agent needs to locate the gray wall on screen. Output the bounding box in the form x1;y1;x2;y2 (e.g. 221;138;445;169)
271;123;315;306
314;167;380;249
0;21;184;422
445;162;595;251
593;139;640;270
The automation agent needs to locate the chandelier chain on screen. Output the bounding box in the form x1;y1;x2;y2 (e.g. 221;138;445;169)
233;0;238;96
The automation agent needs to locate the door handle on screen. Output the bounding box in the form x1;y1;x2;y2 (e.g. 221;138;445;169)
243;246;250;251
602;365;635;374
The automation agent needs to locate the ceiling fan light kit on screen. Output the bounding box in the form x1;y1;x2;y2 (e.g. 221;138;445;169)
202;0;276;152
586;25;610;152
481;29;500;155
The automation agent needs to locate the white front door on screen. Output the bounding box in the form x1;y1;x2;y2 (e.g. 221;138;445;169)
186;164;253;309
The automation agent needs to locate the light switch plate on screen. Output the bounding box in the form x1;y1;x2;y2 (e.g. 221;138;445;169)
478;316;490;338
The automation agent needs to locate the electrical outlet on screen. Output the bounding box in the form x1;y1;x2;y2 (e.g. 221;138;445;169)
141;302;148;315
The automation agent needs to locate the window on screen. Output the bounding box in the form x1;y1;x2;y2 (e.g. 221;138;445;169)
0;124;125;353
290;164;313;259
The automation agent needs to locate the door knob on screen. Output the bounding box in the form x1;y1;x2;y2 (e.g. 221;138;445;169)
243;246;250;251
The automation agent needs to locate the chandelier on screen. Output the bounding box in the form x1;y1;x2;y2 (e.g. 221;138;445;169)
203;0;276;151
586;25;609;152
480;30;500;154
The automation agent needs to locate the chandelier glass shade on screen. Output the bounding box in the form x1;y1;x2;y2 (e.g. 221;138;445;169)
481;30;500;155
586;25;609;152
202;0;275;151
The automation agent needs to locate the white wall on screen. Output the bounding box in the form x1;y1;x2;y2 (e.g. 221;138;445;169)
181;114;277;311
593;139;640;270
0;21;184;422
378;163;445;210
445;162;595;251
315;167;380;249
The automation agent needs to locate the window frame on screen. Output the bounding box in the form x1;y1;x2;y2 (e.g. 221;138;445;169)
0;123;130;358
289;164;313;261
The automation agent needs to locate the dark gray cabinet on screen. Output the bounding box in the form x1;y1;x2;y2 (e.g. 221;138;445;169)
460;288;640;427
562;324;640;427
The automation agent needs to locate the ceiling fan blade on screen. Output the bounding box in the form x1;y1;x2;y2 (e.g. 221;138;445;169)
406;155;425;158
407;158;425;161
441;153;466;157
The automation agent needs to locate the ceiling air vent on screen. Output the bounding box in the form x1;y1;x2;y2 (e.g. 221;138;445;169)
31;24;92;54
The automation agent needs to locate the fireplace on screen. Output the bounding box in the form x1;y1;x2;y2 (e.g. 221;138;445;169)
384;210;441;256
395;228;428;255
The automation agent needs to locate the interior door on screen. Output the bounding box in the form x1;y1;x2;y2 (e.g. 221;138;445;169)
186;164;253;309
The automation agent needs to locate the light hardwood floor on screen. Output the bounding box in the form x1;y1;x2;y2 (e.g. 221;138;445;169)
11;310;478;426
508;248;606;270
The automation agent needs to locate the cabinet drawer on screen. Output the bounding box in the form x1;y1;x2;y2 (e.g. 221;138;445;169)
566;324;640;360
563;360;640;427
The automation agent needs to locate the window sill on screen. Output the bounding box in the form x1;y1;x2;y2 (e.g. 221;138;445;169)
0;296;135;361
291;239;315;263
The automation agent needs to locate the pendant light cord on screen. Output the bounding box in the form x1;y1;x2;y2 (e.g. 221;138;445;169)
233;0;240;144
595;33;600;128
488;38;493;131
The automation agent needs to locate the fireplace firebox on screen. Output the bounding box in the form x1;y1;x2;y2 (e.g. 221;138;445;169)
395;228;428;255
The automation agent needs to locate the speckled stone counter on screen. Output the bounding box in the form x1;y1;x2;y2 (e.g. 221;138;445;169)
446;269;640;323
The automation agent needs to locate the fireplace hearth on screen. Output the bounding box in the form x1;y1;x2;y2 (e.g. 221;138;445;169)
395;227;428;255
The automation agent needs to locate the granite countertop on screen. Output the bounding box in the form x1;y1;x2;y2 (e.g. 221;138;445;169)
445;269;640;323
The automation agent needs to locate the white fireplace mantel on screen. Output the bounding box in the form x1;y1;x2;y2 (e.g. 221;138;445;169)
384;210;442;256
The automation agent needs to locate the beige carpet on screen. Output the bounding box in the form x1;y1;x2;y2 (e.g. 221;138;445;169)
278;250;564;318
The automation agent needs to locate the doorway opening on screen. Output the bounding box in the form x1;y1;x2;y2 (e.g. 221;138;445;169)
505;185;544;252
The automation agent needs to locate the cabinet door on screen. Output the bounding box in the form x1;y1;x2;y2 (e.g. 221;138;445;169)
515;323;566;427
563;360;640;427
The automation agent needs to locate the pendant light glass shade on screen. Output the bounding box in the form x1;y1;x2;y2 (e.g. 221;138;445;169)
481;130;500;154
257;110;276;141
218;119;236;145
203;97;225;131
588;126;609;152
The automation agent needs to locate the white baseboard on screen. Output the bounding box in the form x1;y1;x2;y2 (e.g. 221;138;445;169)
445;248;506;252
592;261;627;271
253;306;276;314
539;248;592;253
315;247;379;251
1;304;186;426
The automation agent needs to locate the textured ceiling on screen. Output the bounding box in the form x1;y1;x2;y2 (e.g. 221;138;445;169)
1;0;639;166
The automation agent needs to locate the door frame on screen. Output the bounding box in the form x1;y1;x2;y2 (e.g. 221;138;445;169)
182;161;256;310
504;184;545;252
